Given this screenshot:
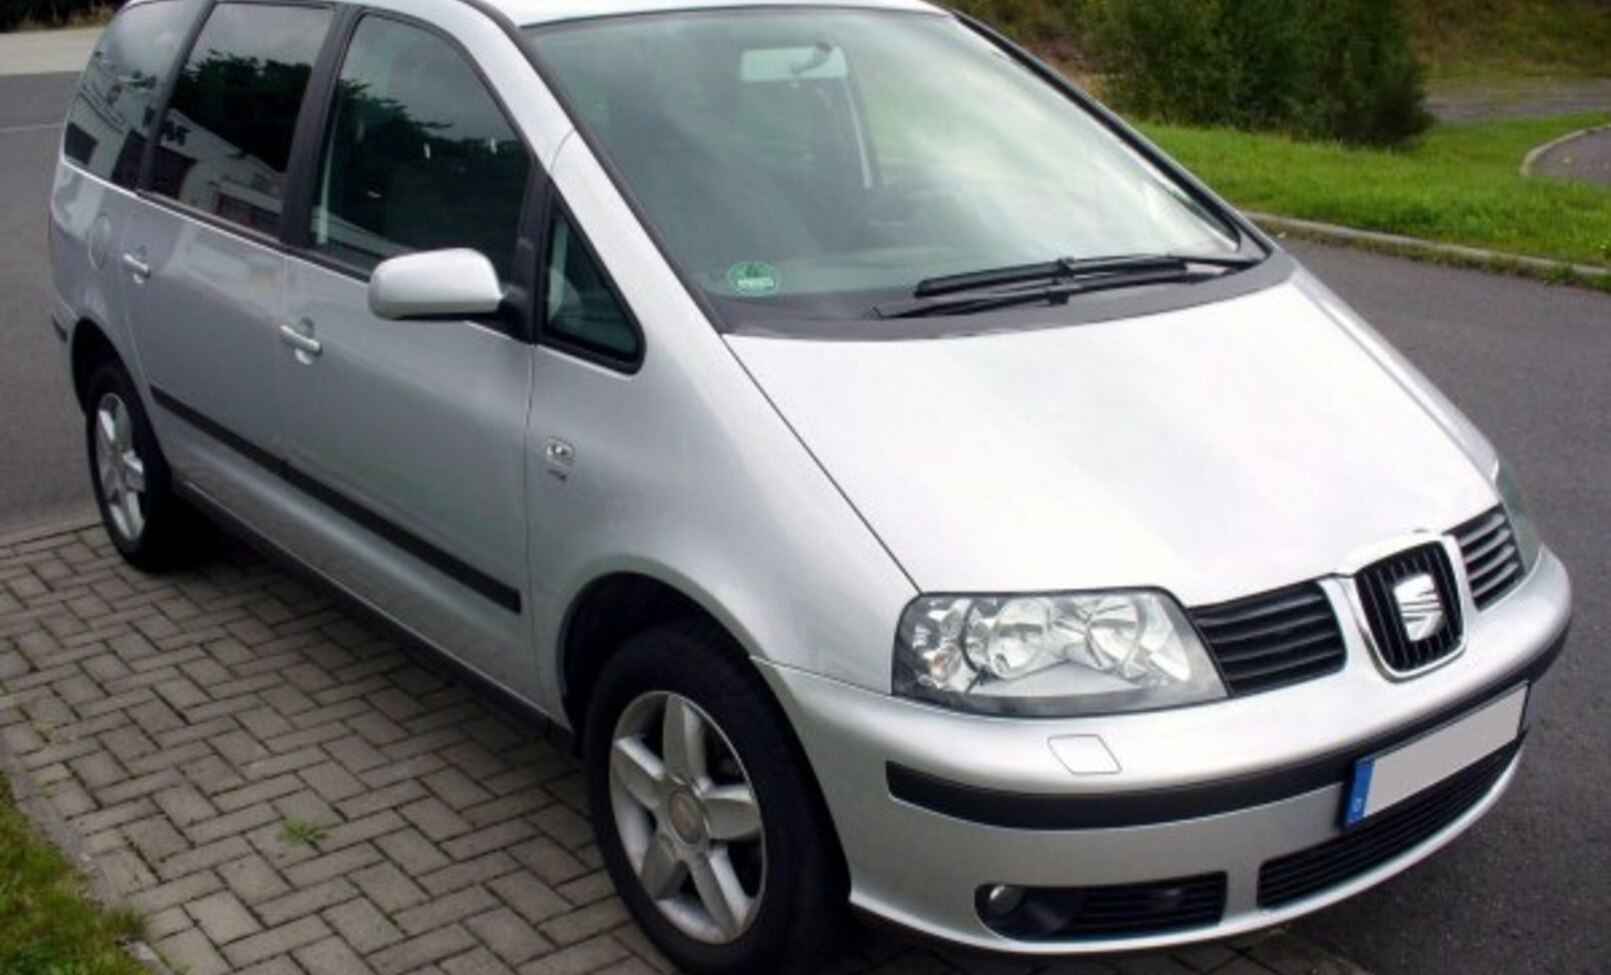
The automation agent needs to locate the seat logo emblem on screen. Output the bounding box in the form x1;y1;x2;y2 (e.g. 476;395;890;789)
1392;573;1445;642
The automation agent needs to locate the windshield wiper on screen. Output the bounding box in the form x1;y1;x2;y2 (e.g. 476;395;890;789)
911;252;1259;299
878;252;1259;320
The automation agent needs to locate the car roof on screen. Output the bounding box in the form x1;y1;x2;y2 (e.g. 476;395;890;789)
494;0;941;29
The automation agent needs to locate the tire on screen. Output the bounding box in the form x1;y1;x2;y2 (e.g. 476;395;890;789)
84;361;212;570
584;620;845;975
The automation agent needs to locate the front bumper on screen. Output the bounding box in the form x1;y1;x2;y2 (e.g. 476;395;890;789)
759;549;1571;954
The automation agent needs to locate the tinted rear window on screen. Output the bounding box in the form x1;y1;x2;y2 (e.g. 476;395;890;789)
62;0;203;187
156;2;331;235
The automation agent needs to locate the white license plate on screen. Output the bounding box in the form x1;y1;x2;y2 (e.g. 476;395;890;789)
1344;686;1527;827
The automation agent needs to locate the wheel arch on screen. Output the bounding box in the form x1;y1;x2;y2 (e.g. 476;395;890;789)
69;317;123;411
558;570;745;735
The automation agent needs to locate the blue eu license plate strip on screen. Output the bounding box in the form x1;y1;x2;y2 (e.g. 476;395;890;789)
1344;685;1527;827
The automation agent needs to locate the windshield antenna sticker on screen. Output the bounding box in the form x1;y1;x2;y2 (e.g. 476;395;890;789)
727;261;780;297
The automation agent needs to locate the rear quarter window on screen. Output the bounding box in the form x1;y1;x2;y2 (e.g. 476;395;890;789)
62;0;203;187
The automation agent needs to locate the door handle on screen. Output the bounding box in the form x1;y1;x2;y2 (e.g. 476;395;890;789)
278;322;322;358
121;252;151;282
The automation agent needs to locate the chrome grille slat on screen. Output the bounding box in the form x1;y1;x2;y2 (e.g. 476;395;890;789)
1454;507;1526;610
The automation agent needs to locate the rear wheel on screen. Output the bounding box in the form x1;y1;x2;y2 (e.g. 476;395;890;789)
584;621;844;975
84;362;211;569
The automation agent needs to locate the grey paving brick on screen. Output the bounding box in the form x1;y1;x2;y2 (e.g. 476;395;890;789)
516;936;630;975
219;852;293;905
401;796;474;843
326;895;407;952
419;851;521;898
554;870;615;907
156;925;231;975
371;924;479;975
283;841;384;888
187;889;263;944
130;868;225;914
537;900;630;947
155;783;219;827
296;935;379;975
259;877;360;927
443;946;520;975
187;801;281;845
145;906;193;940
213;773;306;813
425;766;496;811
327;734;390;774
351;860;431;913
302;760;366;802
376;826;453;874
394;885;500;936
489;872;573;927
126;814;190;864
159;835;253;882
221;915;334;968
465;907;555;968
508;837;590;886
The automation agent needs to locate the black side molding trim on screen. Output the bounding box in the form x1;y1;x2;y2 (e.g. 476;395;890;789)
888;624;1569;831
151;386;523;614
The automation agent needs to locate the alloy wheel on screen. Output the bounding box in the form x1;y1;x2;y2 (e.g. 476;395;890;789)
94;392;147;544
608;691;766;944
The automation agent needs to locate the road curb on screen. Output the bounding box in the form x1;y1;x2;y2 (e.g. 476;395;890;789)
1248;211;1611;290
1520;123;1611;178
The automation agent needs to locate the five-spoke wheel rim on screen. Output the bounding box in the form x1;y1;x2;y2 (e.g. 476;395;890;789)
609;691;765;944
94;392;146;544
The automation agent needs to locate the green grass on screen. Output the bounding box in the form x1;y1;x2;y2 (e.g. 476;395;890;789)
0;781;147;975
1143;113;1611;269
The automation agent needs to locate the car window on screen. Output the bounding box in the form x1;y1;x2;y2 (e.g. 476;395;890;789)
310;16;531;282
62;0;204;188
154;2;331;235
544;210;638;361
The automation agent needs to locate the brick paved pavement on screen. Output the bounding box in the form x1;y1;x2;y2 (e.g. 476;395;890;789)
0;514;1367;975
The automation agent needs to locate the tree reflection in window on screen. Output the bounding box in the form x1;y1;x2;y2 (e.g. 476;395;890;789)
311;16;530;281
158;4;330;235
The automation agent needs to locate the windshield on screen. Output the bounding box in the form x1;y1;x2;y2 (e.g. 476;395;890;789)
526;10;1247;322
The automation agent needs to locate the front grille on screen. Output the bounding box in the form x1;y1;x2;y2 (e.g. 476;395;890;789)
1455;507;1525;610
1191;583;1346;695
1356;544;1464;673
979;873;1227;940
1258;744;1516;908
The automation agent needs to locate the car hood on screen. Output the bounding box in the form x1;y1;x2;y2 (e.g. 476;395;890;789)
726;274;1497;605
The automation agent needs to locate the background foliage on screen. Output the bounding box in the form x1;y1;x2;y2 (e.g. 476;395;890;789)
1084;0;1430;145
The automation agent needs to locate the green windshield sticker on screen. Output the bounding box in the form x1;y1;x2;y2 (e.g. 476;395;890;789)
727;261;781;297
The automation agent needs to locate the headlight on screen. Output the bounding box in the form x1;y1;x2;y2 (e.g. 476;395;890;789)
1494;458;1542;572
894;590;1227;716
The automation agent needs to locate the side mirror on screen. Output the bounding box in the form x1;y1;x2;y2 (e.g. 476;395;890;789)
368;248;503;321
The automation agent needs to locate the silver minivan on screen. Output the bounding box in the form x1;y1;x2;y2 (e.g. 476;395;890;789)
50;0;1573;971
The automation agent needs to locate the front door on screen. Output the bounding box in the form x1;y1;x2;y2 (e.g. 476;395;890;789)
277;13;537;694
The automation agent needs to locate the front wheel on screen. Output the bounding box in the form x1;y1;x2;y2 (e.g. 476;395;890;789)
584;621;845;975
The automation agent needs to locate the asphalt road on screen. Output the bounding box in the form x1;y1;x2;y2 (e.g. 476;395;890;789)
0;73;86;536
2;72;1608;973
